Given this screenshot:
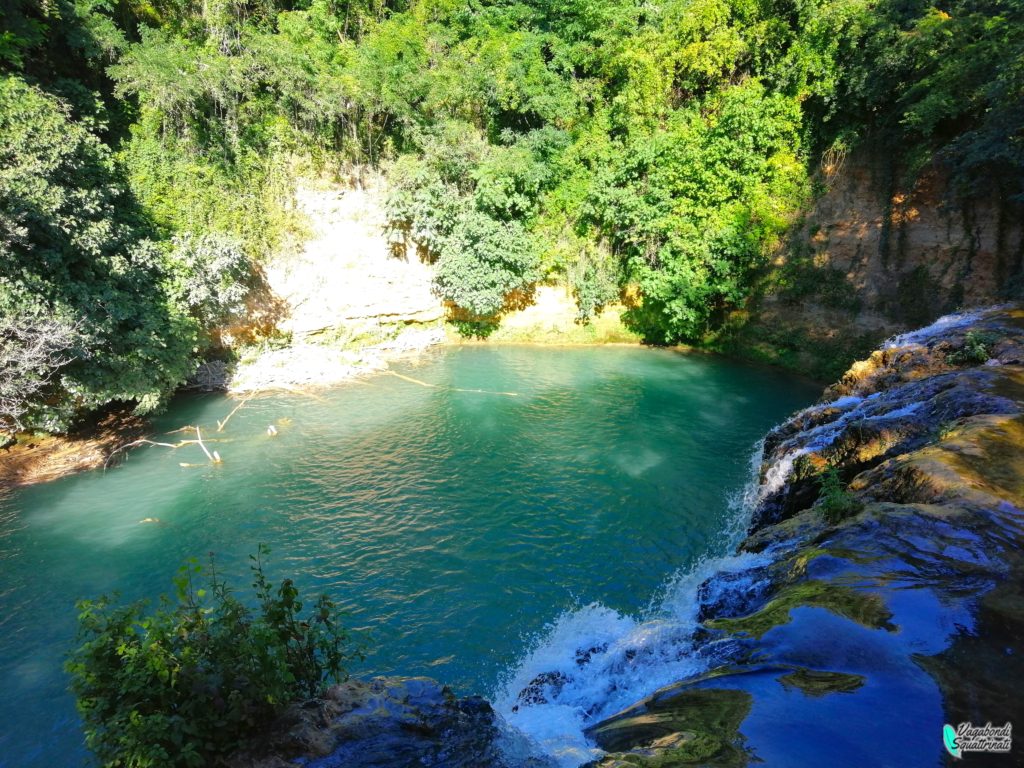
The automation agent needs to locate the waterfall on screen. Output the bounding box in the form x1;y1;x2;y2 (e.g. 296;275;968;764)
493;440;776;767
881;307;993;350
492;304;978;765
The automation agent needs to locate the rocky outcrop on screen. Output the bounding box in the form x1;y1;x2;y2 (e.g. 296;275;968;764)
583;306;1024;766
230;676;551;768
730;154;1024;380
226;326;446;393
213;180;451;394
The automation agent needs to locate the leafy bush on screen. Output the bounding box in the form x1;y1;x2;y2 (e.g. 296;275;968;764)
946;331;1000;366
433;210;541;317
818;466;863;524
591;80;809;343
569;245;621;322
385;125;545;317
168;233;254;328
0;304;81;433
66;546;361;768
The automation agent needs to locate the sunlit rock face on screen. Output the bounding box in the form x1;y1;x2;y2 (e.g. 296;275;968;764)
582;306;1024;768
737;152;1024;381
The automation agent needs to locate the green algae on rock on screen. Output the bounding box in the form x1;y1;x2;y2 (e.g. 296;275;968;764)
706;579;896;639
776;668;866;697
587;687;753;767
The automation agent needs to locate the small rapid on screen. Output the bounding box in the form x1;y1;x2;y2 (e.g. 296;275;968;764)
494;442;775;767
495;304;1024;768
492;309;1020;767
881;306;994;349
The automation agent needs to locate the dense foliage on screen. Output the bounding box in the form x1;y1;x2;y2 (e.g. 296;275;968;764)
0;76;200;430
1;0;1021;429
66;546;360;767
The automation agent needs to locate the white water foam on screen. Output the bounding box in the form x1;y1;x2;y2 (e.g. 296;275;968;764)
492;442;773;767
494;371;946;765
495;310;1001;766
882;306;998;350
755;387;926;501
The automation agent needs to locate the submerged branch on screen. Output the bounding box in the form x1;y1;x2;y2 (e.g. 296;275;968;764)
106;428;224;470
104;439;184;470
386;371;518;397
217;395;253;432
194;426;221;463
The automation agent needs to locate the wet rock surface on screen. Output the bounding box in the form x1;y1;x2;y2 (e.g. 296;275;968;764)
229;677;551;768
579;306;1024;767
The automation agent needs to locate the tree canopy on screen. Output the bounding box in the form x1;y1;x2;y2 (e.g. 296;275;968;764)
1;0;1021;429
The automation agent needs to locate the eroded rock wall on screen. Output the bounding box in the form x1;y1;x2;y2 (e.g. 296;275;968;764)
732;155;1024;380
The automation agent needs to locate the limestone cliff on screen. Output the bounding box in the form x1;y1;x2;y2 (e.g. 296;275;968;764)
219;179;448;393
729;155;1024;380
266;182;444;339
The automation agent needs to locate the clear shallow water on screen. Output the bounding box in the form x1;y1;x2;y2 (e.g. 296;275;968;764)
0;346;818;767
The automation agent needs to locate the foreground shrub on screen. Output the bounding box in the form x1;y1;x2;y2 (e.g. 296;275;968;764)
66;546;361;767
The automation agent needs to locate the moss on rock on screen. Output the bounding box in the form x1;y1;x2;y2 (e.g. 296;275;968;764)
706;580;896;639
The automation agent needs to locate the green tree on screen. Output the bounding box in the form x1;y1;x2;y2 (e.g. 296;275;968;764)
433;209;541;315
0;76;198;428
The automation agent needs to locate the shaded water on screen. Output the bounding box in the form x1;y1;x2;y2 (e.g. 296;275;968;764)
0;346;818;767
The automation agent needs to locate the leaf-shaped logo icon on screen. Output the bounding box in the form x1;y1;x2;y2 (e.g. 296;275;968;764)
943;724;961;758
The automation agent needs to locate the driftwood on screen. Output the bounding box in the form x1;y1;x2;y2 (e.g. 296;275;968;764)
105;428;224;470
386;371;518;397
194;426;222;463
104;439;186;470
104;365;514;473
217;395;253;432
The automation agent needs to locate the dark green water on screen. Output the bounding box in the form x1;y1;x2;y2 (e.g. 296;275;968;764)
0;346;817;766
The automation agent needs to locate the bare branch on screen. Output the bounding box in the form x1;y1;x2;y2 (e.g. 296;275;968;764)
0;308;82;433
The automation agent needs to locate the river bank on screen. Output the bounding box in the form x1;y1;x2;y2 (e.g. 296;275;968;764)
0;410;149;490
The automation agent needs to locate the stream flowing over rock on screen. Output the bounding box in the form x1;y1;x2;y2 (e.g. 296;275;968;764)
583;304;1024;767
239;305;1024;767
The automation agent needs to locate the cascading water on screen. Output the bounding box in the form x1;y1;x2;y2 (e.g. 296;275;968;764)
742;311;1007;525
493;441;777;767
492;307;1001;765
493;306;1024;768
881;306;995;349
